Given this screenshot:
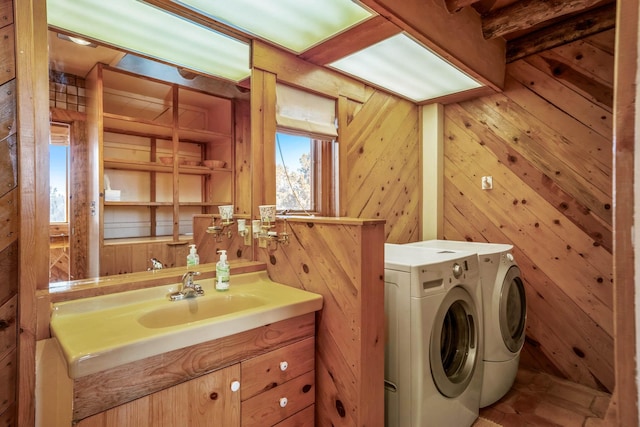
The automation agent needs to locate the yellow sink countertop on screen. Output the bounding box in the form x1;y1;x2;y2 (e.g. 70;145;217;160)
50;271;323;379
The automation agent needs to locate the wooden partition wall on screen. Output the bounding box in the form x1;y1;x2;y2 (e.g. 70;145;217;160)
256;217;385;426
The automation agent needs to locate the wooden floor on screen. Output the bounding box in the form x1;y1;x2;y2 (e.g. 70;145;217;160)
474;368;611;427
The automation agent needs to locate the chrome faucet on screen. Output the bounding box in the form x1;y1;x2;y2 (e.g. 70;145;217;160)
169;271;204;301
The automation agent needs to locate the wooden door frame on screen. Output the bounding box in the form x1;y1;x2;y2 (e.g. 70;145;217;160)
612;0;639;424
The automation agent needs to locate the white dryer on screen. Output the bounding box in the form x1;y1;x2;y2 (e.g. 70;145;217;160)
409;240;527;407
384;243;483;427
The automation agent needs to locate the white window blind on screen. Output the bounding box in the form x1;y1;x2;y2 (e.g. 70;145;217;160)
276;84;338;138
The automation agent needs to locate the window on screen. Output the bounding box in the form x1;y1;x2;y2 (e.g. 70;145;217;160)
276;132;335;214
50;122;70;223
275;84;338;216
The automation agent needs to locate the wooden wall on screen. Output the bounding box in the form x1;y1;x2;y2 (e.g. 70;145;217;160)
257;218;385;427
442;30;614;392
0;0;18;424
342;88;421;243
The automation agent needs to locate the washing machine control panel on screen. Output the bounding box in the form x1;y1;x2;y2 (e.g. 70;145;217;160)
452;263;463;278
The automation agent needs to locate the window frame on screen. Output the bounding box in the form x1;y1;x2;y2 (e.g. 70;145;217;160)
49;122;71;225
275;130;337;217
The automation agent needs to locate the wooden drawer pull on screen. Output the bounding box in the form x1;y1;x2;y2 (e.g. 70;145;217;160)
279;361;288;371
279;397;288;408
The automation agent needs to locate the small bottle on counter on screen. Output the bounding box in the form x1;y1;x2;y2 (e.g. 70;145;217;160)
216;250;230;291
187;244;199;268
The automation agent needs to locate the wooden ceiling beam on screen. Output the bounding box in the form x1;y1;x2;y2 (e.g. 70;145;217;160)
300;16;401;66
483;0;608;39
506;3;616;62
360;0;506;91
444;0;479;13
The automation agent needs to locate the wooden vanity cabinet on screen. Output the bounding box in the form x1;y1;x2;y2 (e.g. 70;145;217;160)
76;364;241;427
76;338;316;427
68;314;317;427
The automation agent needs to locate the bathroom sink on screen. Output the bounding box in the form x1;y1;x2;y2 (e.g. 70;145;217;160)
138;294;266;328
50;271;323;379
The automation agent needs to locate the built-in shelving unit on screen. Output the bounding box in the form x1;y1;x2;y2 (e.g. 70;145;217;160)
87;63;235;248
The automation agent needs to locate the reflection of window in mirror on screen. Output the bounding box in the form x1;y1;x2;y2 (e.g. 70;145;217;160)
49;122;71;282
276;132;335;215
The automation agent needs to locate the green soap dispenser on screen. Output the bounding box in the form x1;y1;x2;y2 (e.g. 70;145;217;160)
187;244;199;267
216;250;230;291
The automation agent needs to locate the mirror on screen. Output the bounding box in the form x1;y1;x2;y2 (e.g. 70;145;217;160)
48;30;252;284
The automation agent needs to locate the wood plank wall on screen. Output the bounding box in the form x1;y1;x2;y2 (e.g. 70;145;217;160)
257;218;385;427
341;88;421;243
0;0;18;424
442;30;614;392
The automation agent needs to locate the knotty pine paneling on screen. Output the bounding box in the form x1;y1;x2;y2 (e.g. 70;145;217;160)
258;218;385;427
443;30;614;392
192;215;251;264
342;90;420;243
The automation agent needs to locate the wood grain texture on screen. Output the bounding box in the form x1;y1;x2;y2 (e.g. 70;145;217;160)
343;90;421;243
240;337;314;401
193;215;251;264
252;40;365;103
0;241;17;308
0;348;16;417
77;365;241;427
612;0;639;424
0;79;16;142
73;313;314;421
360;0;506;90
443;31;613;392
0;295;17;360
16;1;51;424
241;370;314;427
0;25;15;87
234;99;251;216
259;220;385;427
0;0;12;29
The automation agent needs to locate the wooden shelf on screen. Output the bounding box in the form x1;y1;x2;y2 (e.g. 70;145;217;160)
103;201;173;207
104;158;172;173
104;158;231;175
104;114;173;139
178;126;232;144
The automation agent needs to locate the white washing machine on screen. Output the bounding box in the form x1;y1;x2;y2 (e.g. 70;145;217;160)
409;240;527;407
384;243;483;427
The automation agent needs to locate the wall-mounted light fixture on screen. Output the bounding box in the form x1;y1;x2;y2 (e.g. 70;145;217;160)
207;205;234;242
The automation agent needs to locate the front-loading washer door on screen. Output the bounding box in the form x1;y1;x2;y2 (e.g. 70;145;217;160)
430;286;479;398
500;265;526;353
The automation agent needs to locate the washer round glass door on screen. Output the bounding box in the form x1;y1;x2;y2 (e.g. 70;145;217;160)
430;286;479;398
500;265;526;353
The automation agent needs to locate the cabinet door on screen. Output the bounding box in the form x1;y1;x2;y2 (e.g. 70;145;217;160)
77;364;241;427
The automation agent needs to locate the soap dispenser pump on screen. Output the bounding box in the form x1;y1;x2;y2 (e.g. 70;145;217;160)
187;244;199;267
216;250;230;291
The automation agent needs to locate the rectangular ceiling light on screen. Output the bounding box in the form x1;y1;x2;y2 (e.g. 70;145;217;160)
329;33;482;102
172;0;373;53
47;0;251;82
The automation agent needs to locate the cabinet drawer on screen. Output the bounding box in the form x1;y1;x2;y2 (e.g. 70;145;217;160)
241;370;314;427
274;404;314;427
241;337;314;400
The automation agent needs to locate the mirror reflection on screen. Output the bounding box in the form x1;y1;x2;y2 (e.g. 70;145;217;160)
47;30;252;284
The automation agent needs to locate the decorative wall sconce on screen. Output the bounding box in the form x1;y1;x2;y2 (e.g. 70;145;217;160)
255;205;289;249
207;205;235;241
